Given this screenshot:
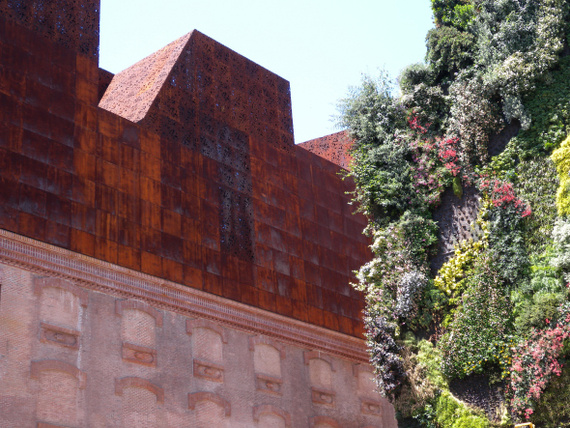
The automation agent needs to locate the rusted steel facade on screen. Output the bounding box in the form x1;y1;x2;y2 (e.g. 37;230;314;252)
299;131;355;171
0;1;402;426
0;0;371;337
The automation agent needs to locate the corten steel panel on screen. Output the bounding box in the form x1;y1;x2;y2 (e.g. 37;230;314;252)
0;0;100;59
0;12;372;337
299;130;354;170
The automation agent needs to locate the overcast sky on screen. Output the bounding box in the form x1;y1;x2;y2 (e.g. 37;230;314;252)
99;0;434;143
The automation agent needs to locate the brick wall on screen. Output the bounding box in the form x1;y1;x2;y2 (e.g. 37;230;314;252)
0;232;396;427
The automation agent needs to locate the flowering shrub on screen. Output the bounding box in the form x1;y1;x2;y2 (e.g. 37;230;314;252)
394;271;428;322
531;357;570;426
398;211;439;265
551;219;570;283
355;215;436;327
513;55;570;156
438;136;461;176
400;80;450;135
473;0;566;127
338;72;406;146
355;225;414;302
509;303;570;420
409;137;449;207
479;178;531;218
339;73;417;226
477;178;531;284
448;75;503;167
408;116;463;207
365;313;405;398
516;157;559;255
426;25;475;82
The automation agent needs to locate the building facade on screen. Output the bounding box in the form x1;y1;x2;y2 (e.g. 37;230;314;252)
0;1;396;426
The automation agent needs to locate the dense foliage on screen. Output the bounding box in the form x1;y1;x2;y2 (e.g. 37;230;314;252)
339;0;570;425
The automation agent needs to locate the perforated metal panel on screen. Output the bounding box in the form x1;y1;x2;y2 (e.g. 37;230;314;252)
0;0;100;58
299;131;354;170
431;186;481;272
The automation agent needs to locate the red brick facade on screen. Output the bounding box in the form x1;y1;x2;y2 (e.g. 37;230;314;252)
0;230;396;427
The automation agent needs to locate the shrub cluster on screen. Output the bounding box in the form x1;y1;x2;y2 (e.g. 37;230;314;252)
365;312;405;398
439;254;515;379
551;218;570;283
531;359;570;426
509;303;570;420
515;157;559;255
551;134;570;217
434;233;486;301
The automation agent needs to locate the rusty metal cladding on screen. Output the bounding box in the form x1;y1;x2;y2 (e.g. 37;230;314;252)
99;33;192;123
0;4;372;337
0;0;100;58
299;131;354;170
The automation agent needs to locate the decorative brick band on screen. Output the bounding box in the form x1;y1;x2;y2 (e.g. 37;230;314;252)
115;377;164;404
33;277;88;307
40;322;80;350
122;342;157;366
115;300;163;327
188;392;231;416
30;360;86;389
0;229;369;363
193;359;224;383
37;423;70;428
186;318;227;343
310;416;340;428
252;404;291;428
311;387;336;406
248;336;286;359
304;350;337;371
255;374;283;395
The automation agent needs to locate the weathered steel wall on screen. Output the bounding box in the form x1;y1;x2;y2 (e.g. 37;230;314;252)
299;131;354;171
0;1;371;337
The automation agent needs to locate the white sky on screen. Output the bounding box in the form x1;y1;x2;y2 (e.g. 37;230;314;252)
99;0;434;143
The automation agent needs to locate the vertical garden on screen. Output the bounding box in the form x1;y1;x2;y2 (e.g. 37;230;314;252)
339;0;570;426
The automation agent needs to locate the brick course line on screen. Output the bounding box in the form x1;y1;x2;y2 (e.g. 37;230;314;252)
0;229;368;363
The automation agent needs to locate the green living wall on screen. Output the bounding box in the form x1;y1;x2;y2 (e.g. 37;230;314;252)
339;0;570;426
